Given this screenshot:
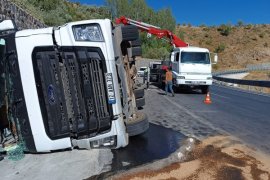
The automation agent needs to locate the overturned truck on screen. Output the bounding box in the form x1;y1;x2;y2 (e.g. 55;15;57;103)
0;19;148;152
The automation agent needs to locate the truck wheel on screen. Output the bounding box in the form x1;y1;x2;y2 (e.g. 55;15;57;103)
134;88;144;99
121;25;139;41
201;86;209;94
129;39;141;47
127;47;142;57
126;112;149;136
136;97;145;108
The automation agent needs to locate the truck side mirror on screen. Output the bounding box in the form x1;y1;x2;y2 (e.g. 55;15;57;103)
213;54;218;64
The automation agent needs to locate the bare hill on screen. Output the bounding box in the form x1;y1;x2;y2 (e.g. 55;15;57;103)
176;24;270;71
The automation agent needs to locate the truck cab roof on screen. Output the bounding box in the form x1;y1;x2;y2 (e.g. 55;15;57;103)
16;27;53;37
173;46;209;53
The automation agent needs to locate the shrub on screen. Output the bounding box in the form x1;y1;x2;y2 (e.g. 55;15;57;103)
245;24;253;29
214;43;226;53
237;20;244;27
259;33;265;38
217;24;232;36
205;39;212;45
199;24;206;28
143;47;170;60
177;31;185;40
202;27;210;31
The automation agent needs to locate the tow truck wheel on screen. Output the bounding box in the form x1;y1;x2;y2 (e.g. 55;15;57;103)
126;112;149;136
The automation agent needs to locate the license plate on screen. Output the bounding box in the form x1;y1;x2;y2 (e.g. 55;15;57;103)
193;81;206;84
105;73;116;104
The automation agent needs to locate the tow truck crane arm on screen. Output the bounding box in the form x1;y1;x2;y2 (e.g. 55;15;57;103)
115;16;188;48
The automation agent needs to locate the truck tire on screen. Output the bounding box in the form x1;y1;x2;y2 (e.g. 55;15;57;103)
126;112;149;136
136;97;145;107
201;85;209;94
128;47;142;57
134;88;144;99
121;25;139;42
129;39;141;47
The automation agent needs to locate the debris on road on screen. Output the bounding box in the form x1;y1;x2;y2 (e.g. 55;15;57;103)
112;136;270;180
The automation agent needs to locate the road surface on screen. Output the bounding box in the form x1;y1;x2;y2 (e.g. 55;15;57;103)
144;83;270;154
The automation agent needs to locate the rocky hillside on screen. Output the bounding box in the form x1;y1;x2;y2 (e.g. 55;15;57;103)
176;24;270;71
139;24;270;72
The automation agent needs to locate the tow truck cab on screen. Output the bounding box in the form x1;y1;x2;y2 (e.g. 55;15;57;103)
0;19;148;152
171;47;218;93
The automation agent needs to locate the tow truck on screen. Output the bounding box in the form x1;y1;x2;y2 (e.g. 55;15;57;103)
116;16;218;94
0;19;148;152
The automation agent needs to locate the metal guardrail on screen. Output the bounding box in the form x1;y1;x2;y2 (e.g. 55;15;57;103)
213;69;249;76
213;76;270;88
247;63;270;70
213;64;270;88
214;63;270;76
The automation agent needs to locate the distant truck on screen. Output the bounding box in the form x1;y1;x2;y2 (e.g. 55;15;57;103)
0;19;148;152
149;48;217;94
171;47;218;93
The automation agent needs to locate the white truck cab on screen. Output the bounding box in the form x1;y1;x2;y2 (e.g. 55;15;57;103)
0;19;148;152
171;47;217;93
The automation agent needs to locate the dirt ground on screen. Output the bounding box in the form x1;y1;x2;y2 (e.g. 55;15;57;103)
112;136;270;180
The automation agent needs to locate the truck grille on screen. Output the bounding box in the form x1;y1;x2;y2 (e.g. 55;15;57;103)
32;47;112;140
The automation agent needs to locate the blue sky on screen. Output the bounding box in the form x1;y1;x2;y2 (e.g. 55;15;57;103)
72;0;270;25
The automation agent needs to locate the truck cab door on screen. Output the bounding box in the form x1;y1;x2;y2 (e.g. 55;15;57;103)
171;52;179;74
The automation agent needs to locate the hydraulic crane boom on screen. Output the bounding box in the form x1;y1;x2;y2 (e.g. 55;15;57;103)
115;16;188;47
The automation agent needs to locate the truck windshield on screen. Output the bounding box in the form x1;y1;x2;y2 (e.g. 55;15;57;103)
139;67;147;71
181;52;210;64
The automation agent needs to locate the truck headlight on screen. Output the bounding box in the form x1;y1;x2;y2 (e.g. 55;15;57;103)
90;136;116;148
207;77;212;80
72;24;104;42
177;76;185;79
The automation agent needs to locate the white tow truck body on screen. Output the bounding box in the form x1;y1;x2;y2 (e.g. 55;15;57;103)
171;47;217;93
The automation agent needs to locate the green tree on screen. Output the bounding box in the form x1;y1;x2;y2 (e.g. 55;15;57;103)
27;0;60;11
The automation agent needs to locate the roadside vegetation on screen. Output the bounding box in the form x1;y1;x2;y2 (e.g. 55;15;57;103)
10;0;270;71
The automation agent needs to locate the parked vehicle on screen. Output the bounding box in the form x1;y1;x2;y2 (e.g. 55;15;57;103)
137;66;147;77
0;19;148;152
149;61;161;82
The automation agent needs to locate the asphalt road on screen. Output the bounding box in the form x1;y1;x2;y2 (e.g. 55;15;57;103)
143;83;270;154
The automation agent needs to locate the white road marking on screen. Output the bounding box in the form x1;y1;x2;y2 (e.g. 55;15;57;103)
194;110;218;113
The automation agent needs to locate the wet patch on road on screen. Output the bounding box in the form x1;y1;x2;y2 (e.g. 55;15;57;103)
89;123;186;179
